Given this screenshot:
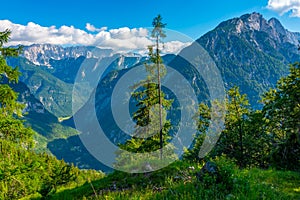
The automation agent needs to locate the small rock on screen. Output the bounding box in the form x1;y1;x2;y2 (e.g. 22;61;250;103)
143;162;153;172
196;161;218;182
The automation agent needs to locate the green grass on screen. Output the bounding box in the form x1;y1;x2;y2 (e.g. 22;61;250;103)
35;159;300;200
19;169;104;200
243;168;300;199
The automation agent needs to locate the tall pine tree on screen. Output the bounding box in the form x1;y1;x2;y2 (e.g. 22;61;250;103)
152;14;166;159
120;15;172;154
0;29;34;148
115;15;175;171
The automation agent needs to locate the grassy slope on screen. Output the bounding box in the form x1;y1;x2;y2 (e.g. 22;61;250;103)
30;160;300;200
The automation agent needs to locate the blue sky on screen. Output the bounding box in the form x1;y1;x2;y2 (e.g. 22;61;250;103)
0;0;299;51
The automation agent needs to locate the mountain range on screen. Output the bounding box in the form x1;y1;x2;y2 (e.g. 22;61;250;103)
6;12;300;171
21;44;113;66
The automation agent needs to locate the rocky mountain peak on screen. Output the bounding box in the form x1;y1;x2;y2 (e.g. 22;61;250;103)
268;17;286;35
240;12;267;31
215;12;299;46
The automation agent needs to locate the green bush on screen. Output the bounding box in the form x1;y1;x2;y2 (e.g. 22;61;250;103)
199;156;237;194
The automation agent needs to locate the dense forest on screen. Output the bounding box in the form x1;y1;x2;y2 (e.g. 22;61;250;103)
0;14;299;200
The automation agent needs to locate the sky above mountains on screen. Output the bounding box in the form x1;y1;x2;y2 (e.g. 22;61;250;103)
0;0;299;53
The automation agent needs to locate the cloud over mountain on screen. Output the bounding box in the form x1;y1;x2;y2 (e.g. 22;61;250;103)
85;23;107;32
267;0;300;17
0;20;189;54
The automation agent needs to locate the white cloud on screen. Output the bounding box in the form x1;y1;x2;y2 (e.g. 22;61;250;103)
0;19;190;54
267;0;300;17
162;41;192;54
85;23;107;32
